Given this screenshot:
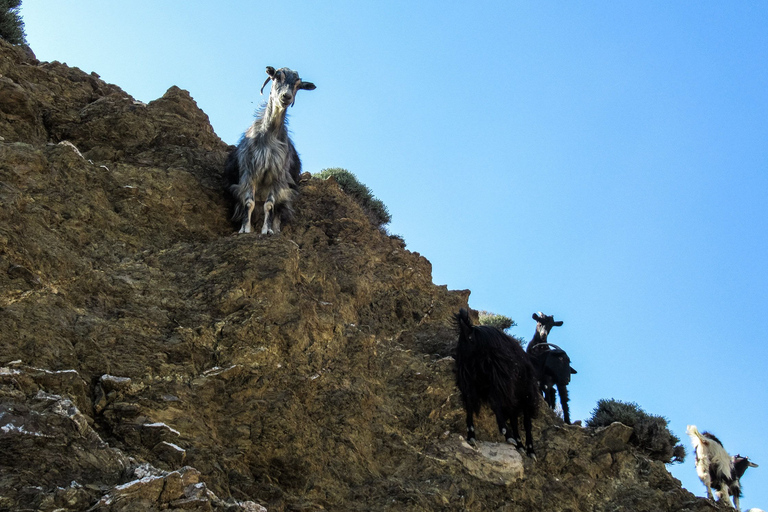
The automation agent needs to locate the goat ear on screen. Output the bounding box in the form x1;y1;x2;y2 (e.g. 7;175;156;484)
532;313;541;322
299;81;316;91
554;321;563;327
570;367;577;374
266;66;276;77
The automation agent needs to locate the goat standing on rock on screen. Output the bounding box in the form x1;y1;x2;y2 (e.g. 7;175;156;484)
687;425;758;510
455;308;540;458
226;66;315;235
526;312;577;424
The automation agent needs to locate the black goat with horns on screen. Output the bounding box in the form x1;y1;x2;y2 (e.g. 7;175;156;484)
526;312;577;424
455;308;540;458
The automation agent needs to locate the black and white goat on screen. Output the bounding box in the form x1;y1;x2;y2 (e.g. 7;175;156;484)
225;66;316;235
687;425;758;509
526;312;577;424
455;308;540;458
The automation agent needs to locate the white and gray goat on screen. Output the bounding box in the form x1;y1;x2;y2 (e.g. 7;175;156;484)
226;66;316;235
687;425;758;510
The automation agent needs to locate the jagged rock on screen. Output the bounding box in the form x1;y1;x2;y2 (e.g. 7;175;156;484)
448;436;525;485
594;421;635;454
152;440;187;467
0;37;717;511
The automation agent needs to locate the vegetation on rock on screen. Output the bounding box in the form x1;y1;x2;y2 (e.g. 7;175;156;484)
0;0;25;44
477;310;516;332
315;167;391;229
586;398;687;464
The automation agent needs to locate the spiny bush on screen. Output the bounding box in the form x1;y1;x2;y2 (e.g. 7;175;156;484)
0;0;25;45
477;311;526;346
315;168;391;229
586;398;686;463
477;311;515;332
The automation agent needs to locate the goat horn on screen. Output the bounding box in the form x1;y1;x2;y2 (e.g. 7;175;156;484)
529;343;564;353
260;76;271;95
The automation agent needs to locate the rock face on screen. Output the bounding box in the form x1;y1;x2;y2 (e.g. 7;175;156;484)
0;39;716;511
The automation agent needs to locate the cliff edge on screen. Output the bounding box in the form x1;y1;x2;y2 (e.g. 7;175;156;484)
0;39;716;511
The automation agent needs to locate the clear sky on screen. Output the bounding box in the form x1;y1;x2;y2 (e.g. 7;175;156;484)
21;1;768;507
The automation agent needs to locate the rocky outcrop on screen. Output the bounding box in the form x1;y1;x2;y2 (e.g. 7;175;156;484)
0;38;720;511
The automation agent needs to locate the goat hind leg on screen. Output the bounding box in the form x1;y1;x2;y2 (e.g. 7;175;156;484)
557;383;571;424
715;485;734;508
523;410;536;459
465;409;477;446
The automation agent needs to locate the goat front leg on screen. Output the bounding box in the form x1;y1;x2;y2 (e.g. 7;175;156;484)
261;192;275;235
544;383;556;409
490;401;516;446
239;190;255;234
270;204;283;234
507;409;522;448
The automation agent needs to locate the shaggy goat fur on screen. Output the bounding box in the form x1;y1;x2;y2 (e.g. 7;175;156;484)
455;308;540;457
687;425;754;509
526;312;577;424
226;66;315;235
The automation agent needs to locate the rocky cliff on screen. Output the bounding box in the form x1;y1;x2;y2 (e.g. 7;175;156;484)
0;39;720;511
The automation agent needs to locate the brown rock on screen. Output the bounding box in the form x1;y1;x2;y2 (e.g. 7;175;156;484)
0;37;713;512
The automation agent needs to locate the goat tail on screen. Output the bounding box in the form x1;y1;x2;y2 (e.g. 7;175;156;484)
687;425;706;445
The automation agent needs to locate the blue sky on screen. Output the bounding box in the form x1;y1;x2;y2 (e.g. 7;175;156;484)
21;1;768;507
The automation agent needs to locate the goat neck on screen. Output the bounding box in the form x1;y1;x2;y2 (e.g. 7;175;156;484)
259;98;290;134
527;322;549;354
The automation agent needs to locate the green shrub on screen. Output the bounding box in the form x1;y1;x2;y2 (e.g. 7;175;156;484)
586;398;686;463
477;311;526;346
0;0;25;45
477;311;516;332
315;168;391;228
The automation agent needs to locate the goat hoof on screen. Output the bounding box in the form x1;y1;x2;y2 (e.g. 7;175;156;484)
467;437;477;447
505;437;518;447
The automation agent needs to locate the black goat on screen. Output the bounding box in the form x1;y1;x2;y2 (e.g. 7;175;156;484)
226;66;315;235
526;312;577;424
455;308;540;458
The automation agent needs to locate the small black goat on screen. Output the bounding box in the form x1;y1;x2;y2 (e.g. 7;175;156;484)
687;425;758;509
526;312;577;424
226;66;315;235
455;308;540;458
